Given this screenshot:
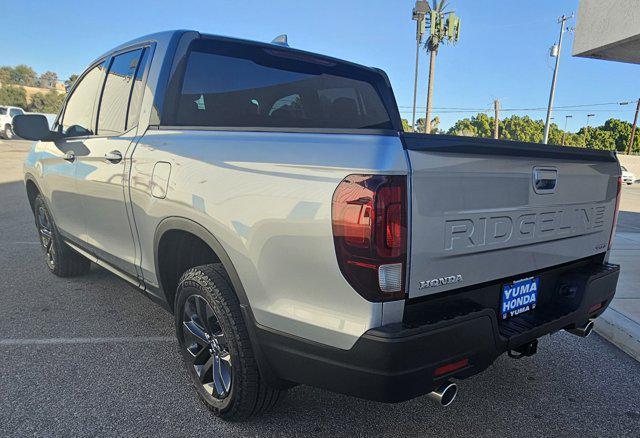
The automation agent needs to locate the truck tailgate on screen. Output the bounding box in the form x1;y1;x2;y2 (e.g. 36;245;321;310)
403;134;620;299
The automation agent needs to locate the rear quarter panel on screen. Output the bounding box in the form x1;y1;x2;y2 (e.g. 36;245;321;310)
129;129;408;349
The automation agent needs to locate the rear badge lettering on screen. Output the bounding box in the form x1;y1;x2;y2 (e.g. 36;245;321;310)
419;274;463;290
444;206;606;252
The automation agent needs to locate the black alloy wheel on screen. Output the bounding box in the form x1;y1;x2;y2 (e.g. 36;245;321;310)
181;294;233;401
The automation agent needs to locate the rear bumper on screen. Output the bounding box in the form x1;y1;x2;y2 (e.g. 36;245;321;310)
254;261;619;403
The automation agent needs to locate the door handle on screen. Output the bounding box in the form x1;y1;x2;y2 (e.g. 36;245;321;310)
104;150;123;164
533;167;558;194
63;151;75;162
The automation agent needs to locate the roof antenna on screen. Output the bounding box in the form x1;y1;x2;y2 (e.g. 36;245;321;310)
271;34;289;47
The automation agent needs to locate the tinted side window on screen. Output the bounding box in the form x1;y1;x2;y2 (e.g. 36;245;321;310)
97;49;143;136
127;48;151;130
0;107;6;115
9;108;23;117
62;61;106;136
172;39;392;130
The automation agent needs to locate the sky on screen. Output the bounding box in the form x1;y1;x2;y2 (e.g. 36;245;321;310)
1;0;639;131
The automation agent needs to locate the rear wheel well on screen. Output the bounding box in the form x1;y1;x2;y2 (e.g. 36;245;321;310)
26;179;40;213
157;230;221;311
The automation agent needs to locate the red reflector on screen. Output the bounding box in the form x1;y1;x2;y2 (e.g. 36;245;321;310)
589;302;603;314
434;358;469;377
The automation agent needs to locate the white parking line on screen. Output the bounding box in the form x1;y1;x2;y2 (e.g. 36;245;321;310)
0;336;175;346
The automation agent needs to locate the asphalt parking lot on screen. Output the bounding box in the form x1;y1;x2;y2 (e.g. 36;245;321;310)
1;140;639;437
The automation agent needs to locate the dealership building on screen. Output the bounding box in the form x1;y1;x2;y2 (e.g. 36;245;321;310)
573;0;640;64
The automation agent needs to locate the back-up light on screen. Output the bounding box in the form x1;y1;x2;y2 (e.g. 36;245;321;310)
608;176;622;251
331;175;407;301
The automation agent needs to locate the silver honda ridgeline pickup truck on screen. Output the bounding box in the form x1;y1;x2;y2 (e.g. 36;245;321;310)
17;30;621;420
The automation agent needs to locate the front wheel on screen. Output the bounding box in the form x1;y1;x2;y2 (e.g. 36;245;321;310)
3;124;13;140
175;264;283;421
33;195;91;277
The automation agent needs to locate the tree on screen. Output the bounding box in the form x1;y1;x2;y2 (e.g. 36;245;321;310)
430;116;443;134
27;90;66;114
38;71;59;89
599;118;638;152
578;126;616;151
447;114;568;145
64;74;78;90
402;119;413;132
501;115;544;143
0;66;11;84
444;113;640;153
563;132;586;148
10;64;37;86
0;85;28;108
448;113;493;138
416;116;443;134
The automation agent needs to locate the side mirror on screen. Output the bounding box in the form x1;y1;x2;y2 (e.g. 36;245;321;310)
12;114;60;141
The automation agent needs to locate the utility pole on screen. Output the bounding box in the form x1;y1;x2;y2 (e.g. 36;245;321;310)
493;99;500;139
627;98;640;155
585;113;595;147
411;2;429;132
425;47;437;133
562;114;572;145
543;14;572;144
423;3;461;133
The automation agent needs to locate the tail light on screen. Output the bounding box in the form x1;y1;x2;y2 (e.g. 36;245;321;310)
331;174;407;301
608;176;622;251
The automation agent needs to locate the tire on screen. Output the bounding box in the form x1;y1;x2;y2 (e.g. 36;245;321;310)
175;264;283;421
33;195;91;277
4;124;13;140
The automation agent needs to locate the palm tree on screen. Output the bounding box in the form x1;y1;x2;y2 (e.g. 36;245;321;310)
424;0;450;134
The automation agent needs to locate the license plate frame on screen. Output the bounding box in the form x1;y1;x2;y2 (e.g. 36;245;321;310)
501;276;539;320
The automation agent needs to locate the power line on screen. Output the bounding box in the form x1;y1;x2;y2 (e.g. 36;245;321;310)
397;100;637;111
474;16;557;30
397;108;638;115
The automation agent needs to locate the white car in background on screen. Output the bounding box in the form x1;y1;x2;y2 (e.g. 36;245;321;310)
0;105;25;139
0;106;56;140
621;166;635;185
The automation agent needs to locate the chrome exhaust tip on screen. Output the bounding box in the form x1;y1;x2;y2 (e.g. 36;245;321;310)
427;382;457;407
565;320;594;338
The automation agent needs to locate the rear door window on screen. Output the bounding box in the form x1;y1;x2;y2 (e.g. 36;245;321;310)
9;108;23;117
127;48;151;130
171;39;392;130
97;48;144;136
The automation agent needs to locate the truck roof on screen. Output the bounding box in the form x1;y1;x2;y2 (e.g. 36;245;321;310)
94;30;380;74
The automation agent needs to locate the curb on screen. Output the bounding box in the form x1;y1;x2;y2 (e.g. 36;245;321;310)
594;307;640;362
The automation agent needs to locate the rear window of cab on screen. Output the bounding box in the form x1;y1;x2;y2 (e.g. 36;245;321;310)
168;39;393;131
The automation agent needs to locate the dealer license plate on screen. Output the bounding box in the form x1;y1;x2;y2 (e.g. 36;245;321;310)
501;276;539;320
